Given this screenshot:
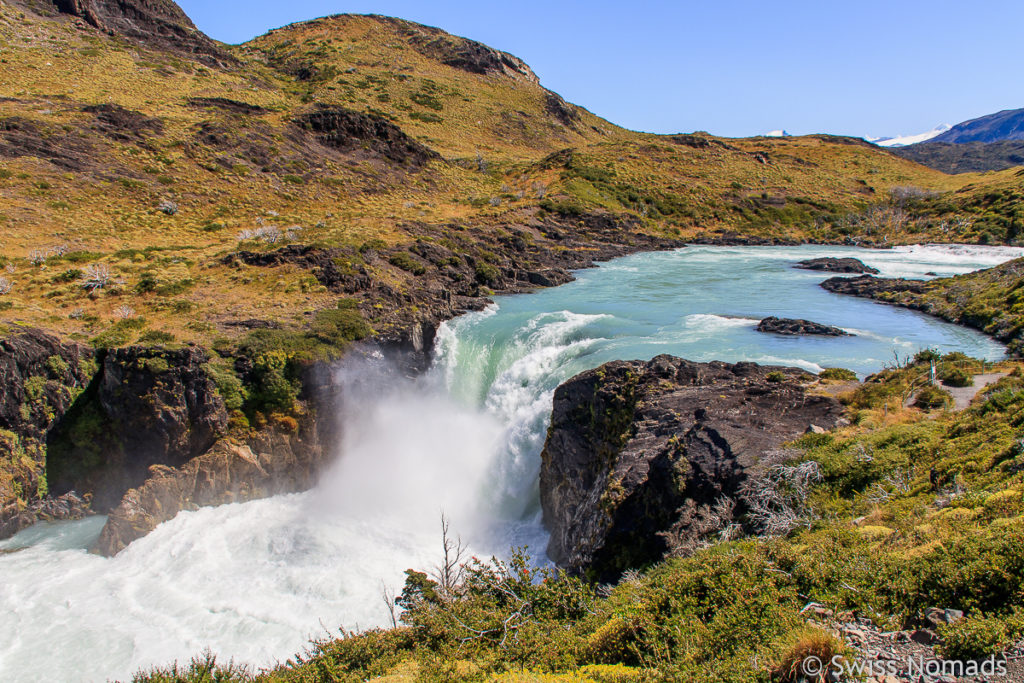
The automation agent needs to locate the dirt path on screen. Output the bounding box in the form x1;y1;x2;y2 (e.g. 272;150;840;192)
944;372;1009;410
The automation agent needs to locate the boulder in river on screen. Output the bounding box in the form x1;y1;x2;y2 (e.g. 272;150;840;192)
795;257;879;274
756;316;851;336
538;355;844;581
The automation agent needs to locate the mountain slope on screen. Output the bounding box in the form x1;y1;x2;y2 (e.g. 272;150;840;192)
894;140;1024;174
931;107;1024;144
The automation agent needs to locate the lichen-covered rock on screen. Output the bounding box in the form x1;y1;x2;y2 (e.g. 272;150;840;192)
539;355;843;581
0;329;96;536
47;346;227;511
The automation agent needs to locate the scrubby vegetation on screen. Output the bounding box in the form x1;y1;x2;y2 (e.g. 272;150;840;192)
133;357;1024;681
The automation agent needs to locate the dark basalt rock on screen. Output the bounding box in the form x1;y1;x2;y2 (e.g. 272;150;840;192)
46;346;227;511
376;16;539;83
50;0;234;67
796;257;879;274
756;316;851;336
545;92;581;128
0;329;96;442
295;107;440;168
820;274;929;298
539;356;844;581
0;117;97;172
84;103;163;142
0;329;96;538
186;97;267;115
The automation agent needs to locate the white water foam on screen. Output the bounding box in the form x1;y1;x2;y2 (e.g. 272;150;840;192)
0;344;553;682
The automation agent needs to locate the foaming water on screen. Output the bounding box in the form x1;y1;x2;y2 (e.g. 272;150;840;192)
0;245;1016;682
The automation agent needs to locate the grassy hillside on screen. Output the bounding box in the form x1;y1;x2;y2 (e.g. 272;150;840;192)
1;2;1020;350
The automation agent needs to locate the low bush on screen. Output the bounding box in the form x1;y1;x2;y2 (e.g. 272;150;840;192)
818;367;857;382
913;384;953;410
939;365;973;387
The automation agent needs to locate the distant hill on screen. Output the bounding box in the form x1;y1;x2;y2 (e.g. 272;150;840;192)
894;140;1024;174
890;108;1024;173
931;108;1024;144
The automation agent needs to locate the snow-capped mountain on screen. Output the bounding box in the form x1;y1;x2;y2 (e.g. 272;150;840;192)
870;124;952;147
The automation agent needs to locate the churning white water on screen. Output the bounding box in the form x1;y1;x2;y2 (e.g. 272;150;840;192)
0;245;1019;682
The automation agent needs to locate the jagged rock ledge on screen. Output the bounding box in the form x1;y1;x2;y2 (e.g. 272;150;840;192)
795;257;879;274
756;316;851;336
539;355;844;581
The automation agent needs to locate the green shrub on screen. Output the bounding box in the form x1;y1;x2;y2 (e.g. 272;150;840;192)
138;330;175;344
92;318;146;349
913;384;953;410
939;365;973;388
389;252;427;275
819;367;858;382
766;371;786;383
52;268;82;284
937;610;1024;660
311;301;373;346
45;355;70;378
474;261;500;286
914;348;942;364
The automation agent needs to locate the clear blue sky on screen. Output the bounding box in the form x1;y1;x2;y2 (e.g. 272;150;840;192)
177;0;1024;139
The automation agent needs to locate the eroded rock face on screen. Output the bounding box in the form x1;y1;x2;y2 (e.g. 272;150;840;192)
0;329;96;442
756;316;851;336
796;257;879;274
377;16;540;83
47;346;227;511
0;329;96;537
295;107;440;168
539;355;843;581
93;433;322;555
50;0;233;66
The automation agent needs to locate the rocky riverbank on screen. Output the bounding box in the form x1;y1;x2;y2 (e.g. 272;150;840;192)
821;258;1024;355
538;355;845;581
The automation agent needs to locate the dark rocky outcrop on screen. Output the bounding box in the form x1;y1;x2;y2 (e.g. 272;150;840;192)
84;103;164;142
0;117;97;172
49;0;234;67
46;346;227;511
294;107;440;168
186;97;267;115
93;355;344;554
795;257;879;274
0;329;96;443
539;356;843;581
0;329;96;536
820;274;929;298
93;433;322;555
756;316;851;337
376;16;539;83
545;92;581;128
